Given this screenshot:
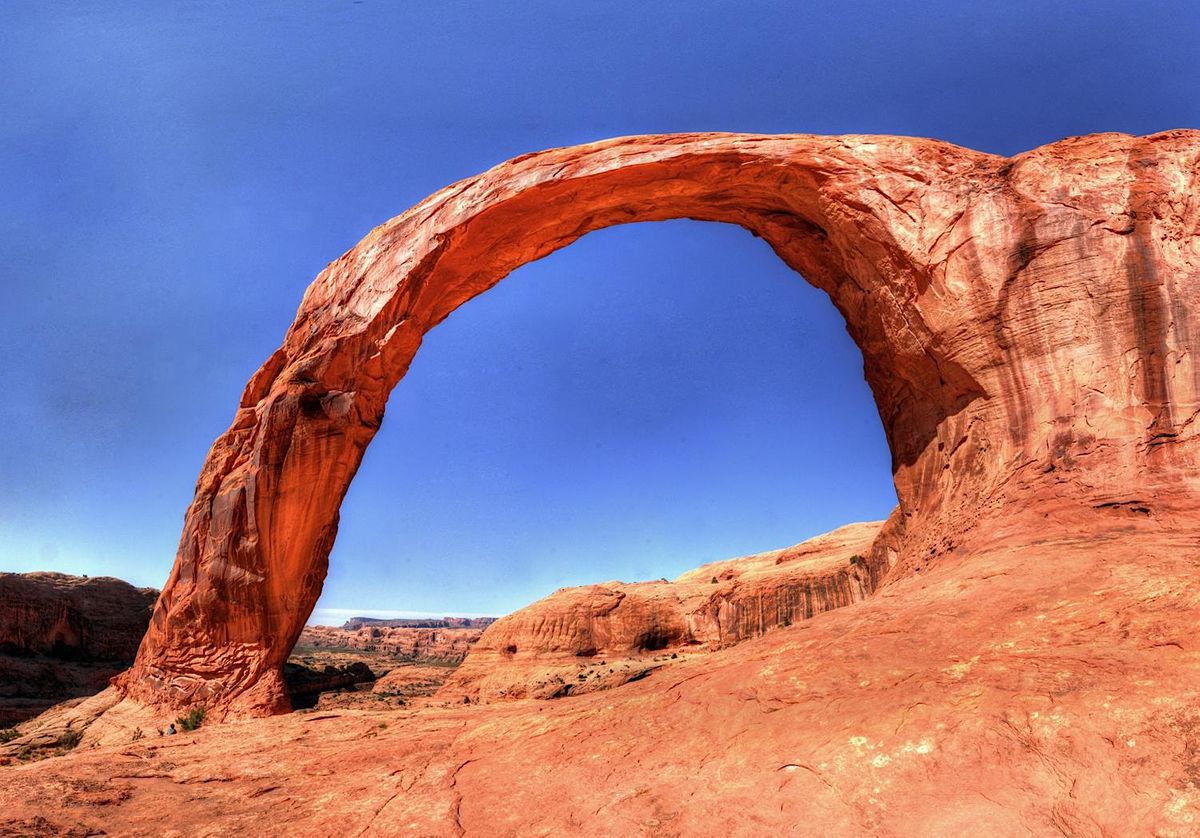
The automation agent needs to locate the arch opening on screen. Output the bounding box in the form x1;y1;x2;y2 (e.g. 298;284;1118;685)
313;218;898;624
118;133;1016;719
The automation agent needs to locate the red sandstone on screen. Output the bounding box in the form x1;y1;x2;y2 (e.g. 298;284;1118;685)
297;624;484;664
441;521;880;701
3;130;1199;834
112;130;1200;721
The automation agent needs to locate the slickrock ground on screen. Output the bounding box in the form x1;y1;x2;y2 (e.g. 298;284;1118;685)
2;512;1198;835
441;521;880;702
0;574;157;726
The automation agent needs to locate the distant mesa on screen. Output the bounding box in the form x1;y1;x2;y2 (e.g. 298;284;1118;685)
338;616;498;631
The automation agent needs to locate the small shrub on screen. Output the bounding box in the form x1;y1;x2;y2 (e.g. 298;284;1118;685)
131;727;144;742
57;729;83;750
176;706;206;732
711;576;718;584
849;554;865;567
377;722;387;730
0;728;18;744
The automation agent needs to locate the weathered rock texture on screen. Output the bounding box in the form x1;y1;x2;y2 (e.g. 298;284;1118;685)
442;521;880;701
114;130;1200;719
297;624;484;664
0;574;157;726
7;520;1200;834
0;573;157;661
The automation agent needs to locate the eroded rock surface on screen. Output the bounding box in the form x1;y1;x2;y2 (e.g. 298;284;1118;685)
6;518;1200;835
442;521;880;701
0;574;157;726
297;624;484;665
112;129;1200;720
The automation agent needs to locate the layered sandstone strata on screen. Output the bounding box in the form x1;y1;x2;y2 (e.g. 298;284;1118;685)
0;574;157;726
296;624;484;664
441;521;880;701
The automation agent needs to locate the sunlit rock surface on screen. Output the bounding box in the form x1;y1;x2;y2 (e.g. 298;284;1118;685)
7;130;1199;834
441;521;880;701
116;129;1200;720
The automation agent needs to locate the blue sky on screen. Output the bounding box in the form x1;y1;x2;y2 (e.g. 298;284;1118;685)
2;2;1197;618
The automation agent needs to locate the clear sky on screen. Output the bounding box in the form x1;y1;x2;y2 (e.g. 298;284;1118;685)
2;2;1198;619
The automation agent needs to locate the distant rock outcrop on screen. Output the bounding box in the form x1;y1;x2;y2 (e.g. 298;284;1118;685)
0;573;157;726
339;616;497;631
283;661;376;709
440;522;880;701
298;624;485;664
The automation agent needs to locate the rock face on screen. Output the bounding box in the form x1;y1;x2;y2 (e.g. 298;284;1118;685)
0;573;157;661
114;130;1200;719
0;574;157;726
296;624;484;664
282;661;375;708
442;521;880;701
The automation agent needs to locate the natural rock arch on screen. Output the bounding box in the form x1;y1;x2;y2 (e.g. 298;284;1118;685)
116;130;1200;718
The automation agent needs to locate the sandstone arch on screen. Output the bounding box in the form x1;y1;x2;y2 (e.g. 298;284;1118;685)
117;131;1200;719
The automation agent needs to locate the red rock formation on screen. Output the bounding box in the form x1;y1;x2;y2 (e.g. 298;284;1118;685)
7;520;1200;834
370;664;454;697
0;574;158;726
0;573;157;661
442;521;880;701
340;616;496;630
282;661;375;707
296;624;483;664
115;130;1200;719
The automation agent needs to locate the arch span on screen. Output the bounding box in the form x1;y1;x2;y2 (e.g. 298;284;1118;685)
118;131;1200;717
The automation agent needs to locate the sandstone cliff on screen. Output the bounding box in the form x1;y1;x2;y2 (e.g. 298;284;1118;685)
296;624;484;664
0;573;157;661
441;521;880;701
0;573;157;726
